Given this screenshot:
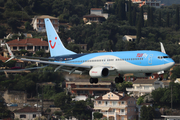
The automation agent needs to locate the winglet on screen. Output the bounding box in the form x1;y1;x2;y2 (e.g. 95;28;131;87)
160;42;166;54
5;43;15;63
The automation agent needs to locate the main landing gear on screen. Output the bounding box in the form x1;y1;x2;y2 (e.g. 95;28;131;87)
115;76;124;83
89;76;124;84
89;78;98;84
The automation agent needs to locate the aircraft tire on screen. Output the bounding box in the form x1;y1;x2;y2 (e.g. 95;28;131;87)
94;78;98;83
90;78;94;84
119;77;124;83
115;77;120;83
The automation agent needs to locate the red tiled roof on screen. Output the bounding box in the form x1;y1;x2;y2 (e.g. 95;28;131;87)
14;107;38;113
133;79;156;84
0;55;9;61
120;96;131;101
83;14;104;18
91;8;102;10
95;94;131;101
7;38;48;46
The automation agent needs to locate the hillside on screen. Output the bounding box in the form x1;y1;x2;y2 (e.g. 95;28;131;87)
161;0;180;6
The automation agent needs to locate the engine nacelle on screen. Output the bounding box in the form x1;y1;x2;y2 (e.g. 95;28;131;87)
89;67;109;78
134;73;152;77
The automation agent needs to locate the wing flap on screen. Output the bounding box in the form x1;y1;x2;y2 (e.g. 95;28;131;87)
20;58;92;69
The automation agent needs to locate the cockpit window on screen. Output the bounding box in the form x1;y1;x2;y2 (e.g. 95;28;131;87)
158;56;169;59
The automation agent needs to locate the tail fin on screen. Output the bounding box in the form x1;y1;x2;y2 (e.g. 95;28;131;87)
160;42;166;54
5;43;15;63
44;18;76;57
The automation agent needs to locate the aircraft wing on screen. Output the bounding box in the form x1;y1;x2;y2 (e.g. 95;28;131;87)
0;66;47;72
20;58;116;74
20;58;92;68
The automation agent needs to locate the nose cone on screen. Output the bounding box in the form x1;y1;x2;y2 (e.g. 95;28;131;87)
164;58;175;70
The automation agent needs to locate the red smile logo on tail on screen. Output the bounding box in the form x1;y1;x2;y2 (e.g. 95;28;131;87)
49;37;57;49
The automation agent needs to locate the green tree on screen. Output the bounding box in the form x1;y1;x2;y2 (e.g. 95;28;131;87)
0;96;11;119
72;100;92;119
158;11;161;27
69;14;80;26
0;26;6;38
166;12;169;27
4;60;16;68
25;21;32;30
116;81;132;93
7;17;21;32
136;17;142;43
140;105;155;120
132;7;136;26
171;66;180;80
136;96;144;105
128;0;132;25
175;6;179;28
54;92;72;111
93;112;103;119
140;6;144;27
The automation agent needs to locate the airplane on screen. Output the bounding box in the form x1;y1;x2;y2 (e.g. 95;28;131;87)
5;18;175;83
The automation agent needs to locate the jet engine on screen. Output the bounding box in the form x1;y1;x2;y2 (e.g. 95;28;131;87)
89;67;109;78
133;73;152;77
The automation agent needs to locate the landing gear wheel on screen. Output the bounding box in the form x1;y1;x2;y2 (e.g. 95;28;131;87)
119;76;123;83
90;78;94;84
89;78;98;84
94;78;98;84
115;77;120;83
115;76;124;83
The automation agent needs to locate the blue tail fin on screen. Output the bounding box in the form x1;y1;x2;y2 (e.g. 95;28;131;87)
44;18;76;57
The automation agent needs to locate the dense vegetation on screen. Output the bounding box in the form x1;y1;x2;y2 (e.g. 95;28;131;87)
1;0;180;118
161;0;180;6
1;0;180;62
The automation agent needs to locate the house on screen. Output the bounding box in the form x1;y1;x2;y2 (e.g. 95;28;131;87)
14;106;41;120
104;2;115;10
31;15;59;32
83;14;105;23
126;79;170;97
4;38;49;57
122;35;137;42
175;78;180;84
83;8;108;23
131;0;161;8
93;92;137;120
66;80;111;96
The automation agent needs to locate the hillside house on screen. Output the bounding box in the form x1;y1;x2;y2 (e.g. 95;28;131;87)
122;35;137;42
66;80;111;96
132;0;161;8
93;92;137;120
4;38;49;57
31;15;59;32
126;79;170;97
14;107;41;120
83;8;108;23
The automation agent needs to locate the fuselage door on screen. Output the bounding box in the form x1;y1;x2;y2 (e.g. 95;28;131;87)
148;54;153;65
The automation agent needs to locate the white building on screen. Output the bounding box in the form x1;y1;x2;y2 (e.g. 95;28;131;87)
31;15;59;32
126;79;170;97
122;35;137;42
14;106;41;120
